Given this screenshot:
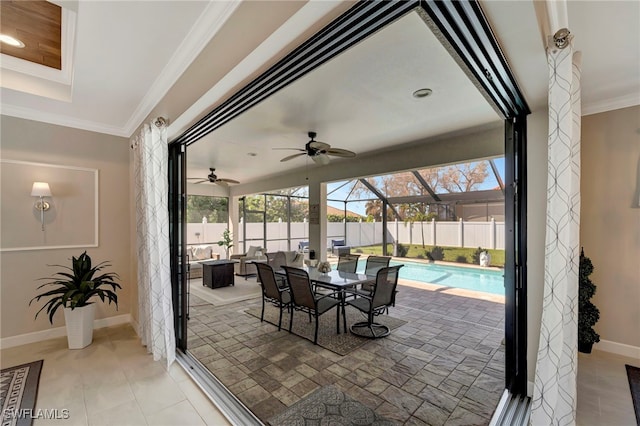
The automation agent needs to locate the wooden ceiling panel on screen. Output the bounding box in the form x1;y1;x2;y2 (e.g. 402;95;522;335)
0;0;62;70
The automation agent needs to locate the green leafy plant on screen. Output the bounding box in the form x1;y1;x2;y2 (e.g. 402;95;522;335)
578;248;600;352
217;228;233;258
30;251;121;324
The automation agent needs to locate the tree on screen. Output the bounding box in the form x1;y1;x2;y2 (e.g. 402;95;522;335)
186;195;228;223
439;162;489;193
402;203;430;247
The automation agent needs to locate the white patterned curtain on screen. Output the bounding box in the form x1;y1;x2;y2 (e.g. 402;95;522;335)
530;38;582;425
132;121;176;368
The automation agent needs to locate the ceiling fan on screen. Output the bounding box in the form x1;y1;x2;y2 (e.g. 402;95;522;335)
276;131;356;165
187;168;239;186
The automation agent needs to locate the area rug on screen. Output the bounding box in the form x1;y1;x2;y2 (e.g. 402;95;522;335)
1;360;43;426
626;364;640;424
189;277;261;306
245;304;406;356
268;385;395;425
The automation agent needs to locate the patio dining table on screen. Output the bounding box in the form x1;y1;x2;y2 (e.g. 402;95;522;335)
274;266;373;334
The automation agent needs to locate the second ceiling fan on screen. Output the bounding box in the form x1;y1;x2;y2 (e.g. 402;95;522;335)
277;132;356;165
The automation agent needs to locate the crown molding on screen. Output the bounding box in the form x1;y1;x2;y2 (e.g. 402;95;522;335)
582;93;640;116
1;104;128;137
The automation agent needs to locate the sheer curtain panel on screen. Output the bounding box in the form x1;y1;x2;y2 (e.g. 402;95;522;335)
530;37;582;425
132;121;176;368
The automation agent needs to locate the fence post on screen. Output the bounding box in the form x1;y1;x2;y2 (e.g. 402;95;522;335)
431;218;436;246
458;218;464;248
490;217;496;249
394;219;399;256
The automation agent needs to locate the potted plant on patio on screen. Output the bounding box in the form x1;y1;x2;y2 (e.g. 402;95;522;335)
30;251;121;349
217;228;233;259
578;248;600;353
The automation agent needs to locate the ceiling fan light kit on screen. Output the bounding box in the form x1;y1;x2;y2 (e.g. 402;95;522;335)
277;131;356;165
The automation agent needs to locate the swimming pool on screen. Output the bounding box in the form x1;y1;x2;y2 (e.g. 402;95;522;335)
356;259;505;295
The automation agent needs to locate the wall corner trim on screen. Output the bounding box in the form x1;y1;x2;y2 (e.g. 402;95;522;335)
0;314;131;349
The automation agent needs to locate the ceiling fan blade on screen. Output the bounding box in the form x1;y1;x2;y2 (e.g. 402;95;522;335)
273;148;305;151
326;148;356;157
187;179;208;184
214;180;229;186
218;178;240;184
281;153;306;162
311;153;331;165
309;141;330;150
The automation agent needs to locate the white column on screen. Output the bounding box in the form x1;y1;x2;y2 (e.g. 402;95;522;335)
458;218;464;248
229;196;240;256
308;182;327;261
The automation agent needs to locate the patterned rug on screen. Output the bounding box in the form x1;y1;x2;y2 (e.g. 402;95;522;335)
245;304;406;356
1;360;43;426
268;385;395;425
626;364;640;424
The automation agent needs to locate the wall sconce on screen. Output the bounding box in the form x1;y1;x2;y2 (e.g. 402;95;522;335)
31;182;52;231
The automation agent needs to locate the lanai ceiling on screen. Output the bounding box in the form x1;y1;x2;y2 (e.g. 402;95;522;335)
1;1;638;185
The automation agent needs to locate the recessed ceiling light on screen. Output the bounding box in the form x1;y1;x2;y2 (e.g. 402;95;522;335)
412;88;433;98
0;34;25;48
247;152;257;157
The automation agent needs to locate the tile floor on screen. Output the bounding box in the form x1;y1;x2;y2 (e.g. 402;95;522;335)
187;277;507;425
0;324;230;426
1;284;636;426
576;349;638;426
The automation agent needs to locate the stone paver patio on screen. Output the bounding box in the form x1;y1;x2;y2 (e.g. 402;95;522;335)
187;276;505;425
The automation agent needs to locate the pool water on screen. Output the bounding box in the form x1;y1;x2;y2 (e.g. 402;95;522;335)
356;259;505;295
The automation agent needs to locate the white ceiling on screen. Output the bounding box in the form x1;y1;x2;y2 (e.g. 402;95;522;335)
1;0;638;184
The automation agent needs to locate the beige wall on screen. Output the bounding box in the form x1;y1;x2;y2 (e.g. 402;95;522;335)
1;116;132;339
581;105;640;348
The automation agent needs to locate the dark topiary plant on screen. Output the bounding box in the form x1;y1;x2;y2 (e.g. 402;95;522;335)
578;248;600;353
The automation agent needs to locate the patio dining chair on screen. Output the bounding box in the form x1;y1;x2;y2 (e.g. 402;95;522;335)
337;254;360;274
255;262;292;331
282;266;342;344
360;255;392;294
345;265;403;338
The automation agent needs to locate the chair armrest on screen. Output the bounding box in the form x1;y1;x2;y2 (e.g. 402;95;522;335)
230;254;245;260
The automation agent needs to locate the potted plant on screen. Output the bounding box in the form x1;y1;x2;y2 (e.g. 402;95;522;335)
30;251;121;349
217;228;233;259
578;248;600;353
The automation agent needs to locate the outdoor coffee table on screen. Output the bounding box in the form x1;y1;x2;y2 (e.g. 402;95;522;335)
201;259;238;289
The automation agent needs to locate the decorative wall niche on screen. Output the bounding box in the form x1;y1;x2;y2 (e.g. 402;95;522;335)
1;159;99;251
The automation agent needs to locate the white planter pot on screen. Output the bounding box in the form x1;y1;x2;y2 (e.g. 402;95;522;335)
63;304;95;349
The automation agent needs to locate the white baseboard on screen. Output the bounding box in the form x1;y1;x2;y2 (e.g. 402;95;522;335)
0;314;131;349
594;339;640;360
527;381;534;397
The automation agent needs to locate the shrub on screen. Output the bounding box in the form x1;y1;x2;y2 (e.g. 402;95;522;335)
430;246;444;261
472;247;484;264
396;243;408;257
355;248;363;254
456;255;468;263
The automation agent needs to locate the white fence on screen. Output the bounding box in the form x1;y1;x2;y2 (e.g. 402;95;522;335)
187;219;504;254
